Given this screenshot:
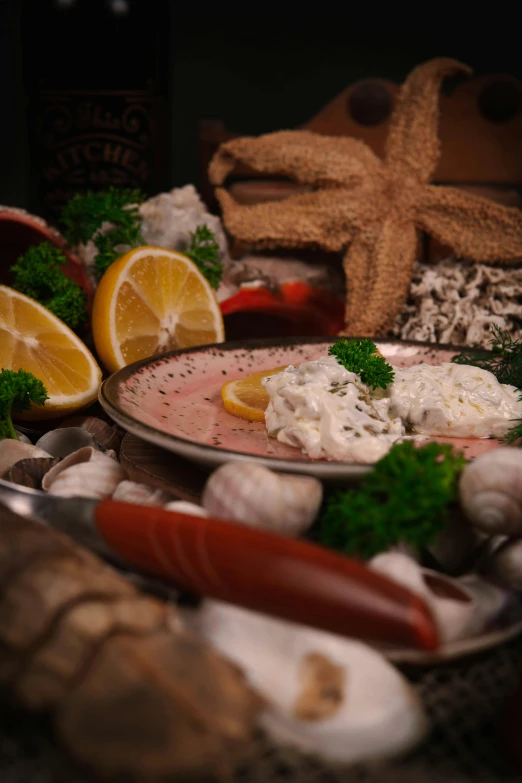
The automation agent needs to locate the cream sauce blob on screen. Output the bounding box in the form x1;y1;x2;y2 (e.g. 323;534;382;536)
387;362;522;438
262;356;406;464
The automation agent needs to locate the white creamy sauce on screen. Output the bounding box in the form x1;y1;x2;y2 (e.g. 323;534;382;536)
262;356;522;462
263;356;405;463
388;362;522;439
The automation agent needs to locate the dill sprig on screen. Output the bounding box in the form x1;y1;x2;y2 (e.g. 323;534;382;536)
328;337;395;389
318;442;466;560
452;326;522;445
184;225;223;289
60;187;145;279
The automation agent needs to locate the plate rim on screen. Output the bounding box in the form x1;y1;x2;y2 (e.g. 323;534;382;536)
98;335;483;478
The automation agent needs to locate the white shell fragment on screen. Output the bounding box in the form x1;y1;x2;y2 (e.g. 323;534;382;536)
0;440;51;476
164;500;209;518
459;448;522;536
370;552;510;645
202;461;323;536
187;600;427;765
42;447;126;499
112;480;174;506
35;427;98;458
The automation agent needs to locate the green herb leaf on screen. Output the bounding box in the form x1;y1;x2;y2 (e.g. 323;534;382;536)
10;243;88;332
452;326;522;445
184;225;223;289
318;442;466;559
328;337;395;389
0;369;49;440
60;187;145;279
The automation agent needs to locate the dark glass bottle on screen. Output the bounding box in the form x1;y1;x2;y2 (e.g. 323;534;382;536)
21;0;170;222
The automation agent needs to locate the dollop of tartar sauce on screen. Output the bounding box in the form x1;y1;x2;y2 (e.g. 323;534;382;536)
387;362;522;438
262;356;405;463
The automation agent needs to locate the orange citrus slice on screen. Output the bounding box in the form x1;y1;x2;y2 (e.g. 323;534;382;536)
0;285;102;419
92;246;225;373
221;366;287;421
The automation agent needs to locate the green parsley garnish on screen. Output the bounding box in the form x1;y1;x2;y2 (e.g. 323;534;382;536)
184;225;223;289
318;442;466;559
452;326;522;445
10;243;88;332
328;337;395;389
60;187;145;279
0;369;49;440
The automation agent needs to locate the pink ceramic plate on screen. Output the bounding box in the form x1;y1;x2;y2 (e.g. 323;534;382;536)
99;337;500;482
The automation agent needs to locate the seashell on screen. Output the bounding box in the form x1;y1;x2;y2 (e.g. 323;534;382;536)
0;440;51;477
35;427;98;458
14;429;32;444
202;461;323;536
427;513;486;575
112;480;174;506
59;416;123;454
459;448;522;536
484;537;522;590
369;552;510;645
164;500;209;518
42;447;126;499
7;456;61;489
186;600;427;764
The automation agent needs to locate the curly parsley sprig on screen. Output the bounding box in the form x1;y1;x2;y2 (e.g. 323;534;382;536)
0;369;49;440
318;442;466;560
328;337;395;389
452;326;522;445
60;187;145;280
184;225;223;289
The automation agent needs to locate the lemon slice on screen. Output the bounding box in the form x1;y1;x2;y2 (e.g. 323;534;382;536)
92;246;225;373
221;366;287;421
0;285;102;419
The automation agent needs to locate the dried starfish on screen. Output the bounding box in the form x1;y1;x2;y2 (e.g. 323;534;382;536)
209;58;522;337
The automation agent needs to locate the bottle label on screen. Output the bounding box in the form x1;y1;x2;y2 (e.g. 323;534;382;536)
31;89;162;217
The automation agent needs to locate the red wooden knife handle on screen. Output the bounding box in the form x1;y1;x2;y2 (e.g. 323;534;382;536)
95;499;439;651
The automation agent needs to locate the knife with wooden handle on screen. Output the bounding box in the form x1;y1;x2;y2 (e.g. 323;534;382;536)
0;476;439;651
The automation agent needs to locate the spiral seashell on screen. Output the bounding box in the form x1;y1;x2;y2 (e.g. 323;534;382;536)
0;440;51;477
459;448;522;536
202;461;323;536
485;538;522;590
112;480;174;507
42;447;126;499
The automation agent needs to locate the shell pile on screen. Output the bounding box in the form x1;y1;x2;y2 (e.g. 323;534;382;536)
3;420;522;767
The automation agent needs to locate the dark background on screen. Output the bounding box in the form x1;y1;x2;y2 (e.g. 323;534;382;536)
1;0;521;211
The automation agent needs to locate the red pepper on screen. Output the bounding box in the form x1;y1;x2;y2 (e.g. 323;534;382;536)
220;281;345;338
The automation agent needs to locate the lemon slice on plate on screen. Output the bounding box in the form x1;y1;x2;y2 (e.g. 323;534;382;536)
221;366;287;421
92;246;225;373
0;284;102;419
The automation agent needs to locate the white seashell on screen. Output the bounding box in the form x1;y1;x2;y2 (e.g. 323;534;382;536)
35;427;98;457
427;514;486;574
186;600;426;764
164;500;209;517
42;447;126;499
459;448;522;536
112;480;174;506
202;461;322;536
485;537;522;590
369;552;510;645
0;440;51;476
14;429;32;444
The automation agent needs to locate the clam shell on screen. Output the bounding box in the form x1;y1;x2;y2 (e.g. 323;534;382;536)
0;440;51;477
459;448;522;536
187;600;427;764
202;461;322;536
59;416;123;454
112;480;174;506
42;447;126;499
7;457;61;489
164;500;209;518
35;427;98;458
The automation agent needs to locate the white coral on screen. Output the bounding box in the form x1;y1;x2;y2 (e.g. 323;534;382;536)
392;258;522;348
